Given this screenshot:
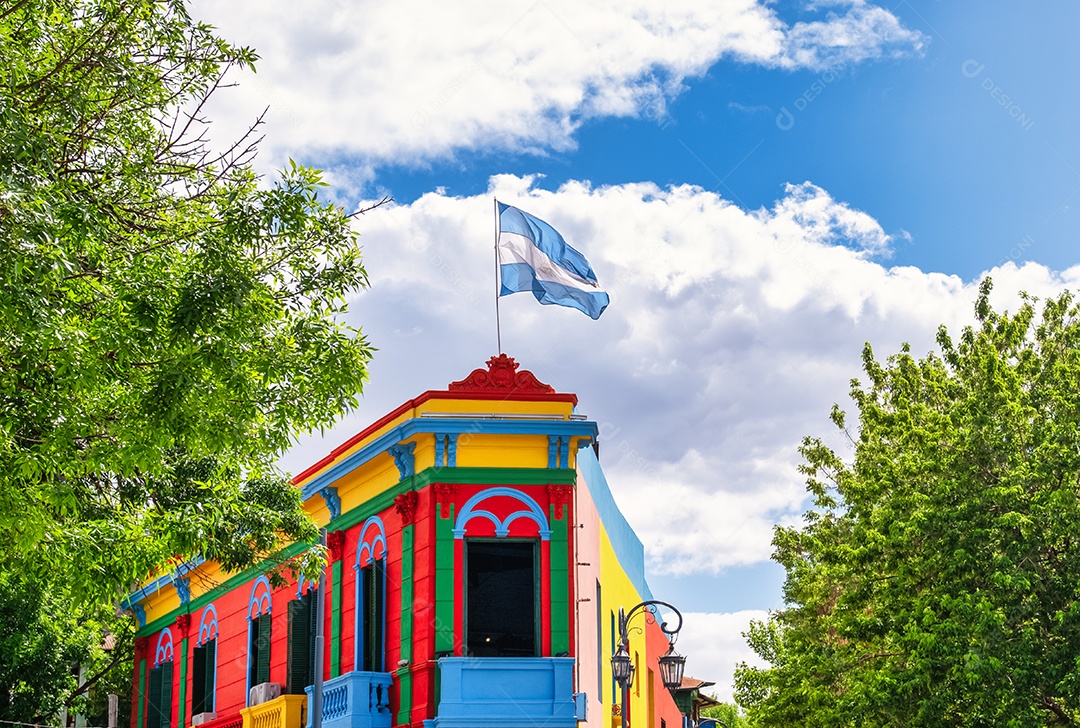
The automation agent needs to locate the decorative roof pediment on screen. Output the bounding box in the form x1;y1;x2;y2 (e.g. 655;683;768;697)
449;354;555;395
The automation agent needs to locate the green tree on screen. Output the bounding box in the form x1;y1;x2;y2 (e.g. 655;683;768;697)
1;0;372;606
735;281;1080;727
0;568;96;721
0;567;133;724
702;700;755;727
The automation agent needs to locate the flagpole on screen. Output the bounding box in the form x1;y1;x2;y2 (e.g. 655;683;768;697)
493;197;502;354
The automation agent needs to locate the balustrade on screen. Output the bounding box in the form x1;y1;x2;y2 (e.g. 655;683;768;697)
240;695;307;728
304;670;393;728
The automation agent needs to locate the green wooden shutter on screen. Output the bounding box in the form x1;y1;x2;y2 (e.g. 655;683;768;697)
287;598;311;694
205;640;216;712
257;615;271;685
148;667;163;728
160;661;173;728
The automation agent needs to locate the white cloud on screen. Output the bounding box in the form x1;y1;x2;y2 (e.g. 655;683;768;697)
278;176;1080;581
766;181;898;257
681;610;770;703
190;0;924;167
779;1;927;70
267;176;1080;699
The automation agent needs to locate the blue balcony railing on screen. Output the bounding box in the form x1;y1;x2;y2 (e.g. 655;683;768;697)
304;670;393;728
431;656;577;728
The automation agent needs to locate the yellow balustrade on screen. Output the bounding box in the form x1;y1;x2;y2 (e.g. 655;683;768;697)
240;695;308;728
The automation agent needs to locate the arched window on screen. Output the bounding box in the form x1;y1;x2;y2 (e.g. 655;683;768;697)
148;628;174;728
454;488;550;657
192;605;218;717
286;578;319;696
355;516;387;672
246;576;273;703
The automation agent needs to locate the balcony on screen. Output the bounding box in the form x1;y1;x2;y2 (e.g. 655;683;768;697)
304;670;393;728
431;657;576;728
199;714;242;728
240;695;307;728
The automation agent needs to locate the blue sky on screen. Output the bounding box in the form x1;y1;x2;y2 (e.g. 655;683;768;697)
194;0;1080;699
312;1;1080;280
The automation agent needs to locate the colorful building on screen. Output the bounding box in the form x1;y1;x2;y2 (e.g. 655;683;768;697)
125;355;687;728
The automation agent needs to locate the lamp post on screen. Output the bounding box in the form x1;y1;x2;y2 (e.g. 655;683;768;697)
610;600;686;728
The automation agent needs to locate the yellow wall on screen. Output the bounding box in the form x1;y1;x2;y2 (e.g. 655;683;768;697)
575;467;660;728
293;394;576;490
140;582;182;627
575;445;690;728
454;433;548;469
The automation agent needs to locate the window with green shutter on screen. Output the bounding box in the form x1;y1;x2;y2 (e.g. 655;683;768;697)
191;639;216;715
359;563;385;672
249;613;271;689
147;662;173;728
355;516;388;673
287;588;319;694
148;666;162;728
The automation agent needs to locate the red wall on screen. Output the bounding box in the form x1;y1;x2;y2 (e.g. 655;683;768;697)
131;479;580;728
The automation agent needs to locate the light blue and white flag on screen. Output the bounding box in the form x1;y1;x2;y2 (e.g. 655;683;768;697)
497;201;609;320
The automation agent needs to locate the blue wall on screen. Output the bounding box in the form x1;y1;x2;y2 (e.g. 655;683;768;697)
578;447;653;601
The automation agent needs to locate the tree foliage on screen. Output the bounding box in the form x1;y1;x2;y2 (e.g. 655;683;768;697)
0;568;97;721
0;567;133;724
1;0;372;607
736;281;1080;726
701;700;755;727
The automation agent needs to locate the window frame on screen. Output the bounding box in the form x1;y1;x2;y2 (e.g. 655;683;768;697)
248;612;271;689
148;628;174;728
356;560;386;672
192;605;218;717
286;587;319;694
190;639;216;716
245;576;273;705
463;537;540;658
354;516;388;673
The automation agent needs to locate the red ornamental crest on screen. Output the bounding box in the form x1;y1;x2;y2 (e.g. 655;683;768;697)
448;354;555;394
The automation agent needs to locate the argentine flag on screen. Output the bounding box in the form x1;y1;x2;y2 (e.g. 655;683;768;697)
497;202;609;320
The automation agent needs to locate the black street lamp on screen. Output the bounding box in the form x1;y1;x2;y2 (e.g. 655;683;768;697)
612;644;633;684
610;600;686;727
657;642;686;689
